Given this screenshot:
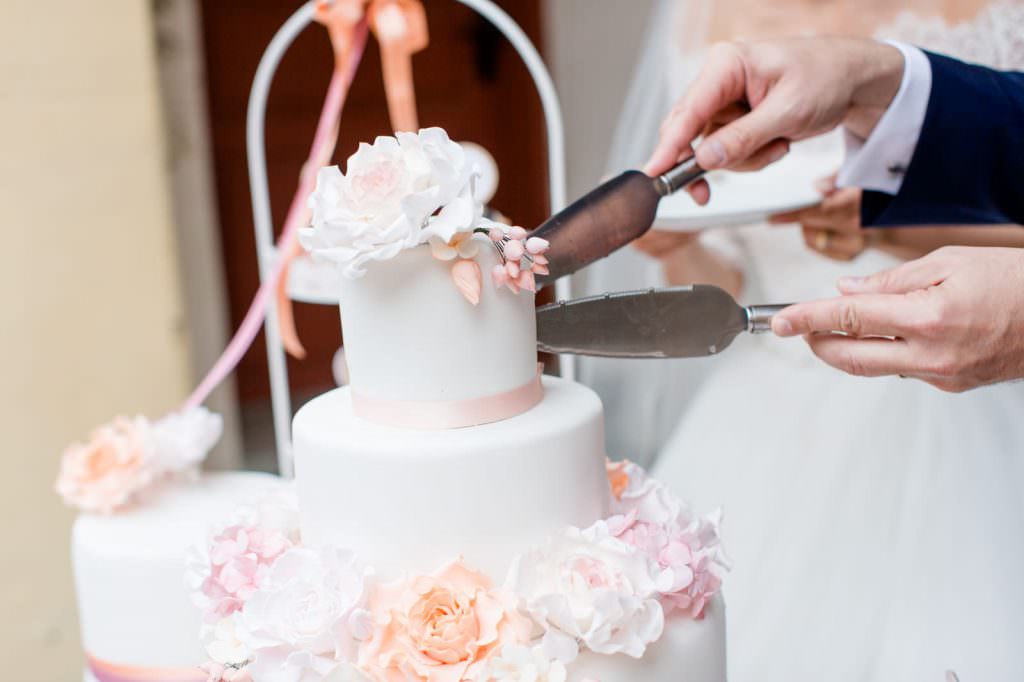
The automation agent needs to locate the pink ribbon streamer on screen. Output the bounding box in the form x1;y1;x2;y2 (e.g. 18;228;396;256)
351;368;545;429
87;656;208;682
182;22;369;413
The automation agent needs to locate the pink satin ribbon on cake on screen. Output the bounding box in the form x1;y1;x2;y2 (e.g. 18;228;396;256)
352;367;544;429
87;656;208;682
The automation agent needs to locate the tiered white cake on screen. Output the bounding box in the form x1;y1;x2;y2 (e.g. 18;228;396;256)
65;129;727;682
291;243;727;681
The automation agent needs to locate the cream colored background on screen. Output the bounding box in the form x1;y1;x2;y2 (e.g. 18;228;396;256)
0;0;649;678
2;1;195;678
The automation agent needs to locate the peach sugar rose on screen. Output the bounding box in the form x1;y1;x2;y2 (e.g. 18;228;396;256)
359;559;533;682
56;416;155;514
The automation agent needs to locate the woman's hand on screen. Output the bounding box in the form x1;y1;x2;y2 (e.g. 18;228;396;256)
770;175;876;261
632;229;700;260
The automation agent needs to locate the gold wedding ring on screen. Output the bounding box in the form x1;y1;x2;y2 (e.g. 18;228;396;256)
815;230;832;252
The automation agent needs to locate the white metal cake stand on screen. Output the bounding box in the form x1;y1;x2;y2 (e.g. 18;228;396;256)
246;0;570;477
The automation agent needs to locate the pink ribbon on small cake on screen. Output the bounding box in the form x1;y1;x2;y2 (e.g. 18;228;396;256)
352;366;544;429
86;656;208;682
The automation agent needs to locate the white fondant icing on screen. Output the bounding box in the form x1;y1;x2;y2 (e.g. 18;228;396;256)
293;377;609;578
337;243;537;404
72;472;283;667
572;596;727;681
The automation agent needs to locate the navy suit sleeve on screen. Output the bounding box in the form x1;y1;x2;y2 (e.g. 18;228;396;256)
862;51;1024;227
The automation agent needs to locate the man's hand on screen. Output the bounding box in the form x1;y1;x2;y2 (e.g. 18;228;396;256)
645;38;905;203
771;247;1024;392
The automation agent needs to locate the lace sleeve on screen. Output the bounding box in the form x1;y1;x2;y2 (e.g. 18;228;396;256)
875;1;1024;71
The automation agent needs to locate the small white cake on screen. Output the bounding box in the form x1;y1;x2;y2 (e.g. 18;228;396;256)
73;472;282;673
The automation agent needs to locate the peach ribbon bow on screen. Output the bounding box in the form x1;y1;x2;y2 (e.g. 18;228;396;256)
369;0;429;132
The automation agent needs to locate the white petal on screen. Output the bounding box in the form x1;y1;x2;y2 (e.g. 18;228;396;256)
542;628;579;665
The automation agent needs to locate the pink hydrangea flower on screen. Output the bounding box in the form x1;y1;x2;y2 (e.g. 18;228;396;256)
199;524;292;620
189;489;301;623
605;460;728;619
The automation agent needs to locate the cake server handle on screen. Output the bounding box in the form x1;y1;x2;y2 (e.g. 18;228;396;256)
654;157;707;196
745;304;792;333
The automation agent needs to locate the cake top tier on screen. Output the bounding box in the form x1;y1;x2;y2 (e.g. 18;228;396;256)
299;129;550;428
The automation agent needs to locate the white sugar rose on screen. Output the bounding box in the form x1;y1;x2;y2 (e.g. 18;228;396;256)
205;613;250;666
401;128;482;245
150;407;223;474
608;459;683;525
485;644;568;682
239;547;373;682
320;663;373;682
506;523;671;664
300;128;480;278
339;135;421;224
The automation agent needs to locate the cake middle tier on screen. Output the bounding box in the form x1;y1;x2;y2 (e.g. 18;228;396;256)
293;376;609;578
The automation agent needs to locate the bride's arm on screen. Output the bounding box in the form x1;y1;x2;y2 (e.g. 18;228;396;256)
632;231;745;297
774;178;1024;262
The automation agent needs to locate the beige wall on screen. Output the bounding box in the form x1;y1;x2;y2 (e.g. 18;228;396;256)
0;1;193;678
543;0;656;200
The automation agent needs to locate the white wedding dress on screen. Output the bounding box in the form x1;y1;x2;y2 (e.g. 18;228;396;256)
582;2;1024;680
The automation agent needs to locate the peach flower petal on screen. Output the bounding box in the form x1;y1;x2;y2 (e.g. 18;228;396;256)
451;259;483;306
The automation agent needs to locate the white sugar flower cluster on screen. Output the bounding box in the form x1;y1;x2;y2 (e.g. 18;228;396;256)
189;462;726;681
300;128;481;278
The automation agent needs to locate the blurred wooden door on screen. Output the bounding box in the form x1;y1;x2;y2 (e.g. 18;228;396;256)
199;0;547;403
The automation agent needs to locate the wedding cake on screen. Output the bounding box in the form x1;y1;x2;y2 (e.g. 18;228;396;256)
61;129;727;682
185;129;728;682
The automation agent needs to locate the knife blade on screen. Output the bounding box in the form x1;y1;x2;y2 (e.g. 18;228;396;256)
532;158;706;285
536;285;790;358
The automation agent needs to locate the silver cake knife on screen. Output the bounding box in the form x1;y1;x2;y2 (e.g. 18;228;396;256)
532;158;707;286
536;285;791;358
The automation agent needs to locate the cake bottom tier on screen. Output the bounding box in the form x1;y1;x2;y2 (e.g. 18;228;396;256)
572;597;727;681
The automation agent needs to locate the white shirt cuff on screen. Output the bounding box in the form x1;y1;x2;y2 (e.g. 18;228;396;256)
837;41;932;195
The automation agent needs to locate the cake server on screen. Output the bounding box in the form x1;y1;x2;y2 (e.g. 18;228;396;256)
532;158;706;285
536;284;791;358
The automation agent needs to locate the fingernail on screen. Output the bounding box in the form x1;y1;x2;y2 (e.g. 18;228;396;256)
814;177;834;194
699;139;727;168
773;317;795;337
769;146;789;164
